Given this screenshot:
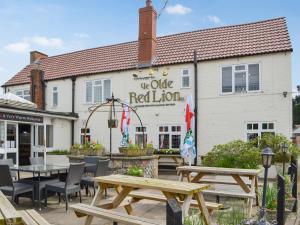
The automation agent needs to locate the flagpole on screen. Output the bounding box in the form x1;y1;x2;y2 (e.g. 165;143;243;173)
193;50;198;165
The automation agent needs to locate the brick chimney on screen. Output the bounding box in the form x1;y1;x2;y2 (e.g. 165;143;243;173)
30;68;45;110
30;51;48;64
138;0;157;67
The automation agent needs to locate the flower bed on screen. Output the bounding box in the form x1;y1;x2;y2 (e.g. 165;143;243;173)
70;141;104;156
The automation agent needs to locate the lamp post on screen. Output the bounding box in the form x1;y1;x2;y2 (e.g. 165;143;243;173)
259;146;275;225
280;142;288;175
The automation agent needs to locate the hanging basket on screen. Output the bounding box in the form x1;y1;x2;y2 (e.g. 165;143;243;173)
108;119;118;128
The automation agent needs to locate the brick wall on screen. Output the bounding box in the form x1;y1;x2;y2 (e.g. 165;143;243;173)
30;69;45;110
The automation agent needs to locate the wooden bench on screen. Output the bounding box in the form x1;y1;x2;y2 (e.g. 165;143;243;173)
19;210;51;225
128;191;223;213
0;191;50;225
71;203;161;225
202;190;256;199
197;178;263;187
0;191;23;225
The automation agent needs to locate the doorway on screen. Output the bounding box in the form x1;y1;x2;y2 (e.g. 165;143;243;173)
19;124;31;165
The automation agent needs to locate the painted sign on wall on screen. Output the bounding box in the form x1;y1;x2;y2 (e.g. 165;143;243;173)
0;111;43;123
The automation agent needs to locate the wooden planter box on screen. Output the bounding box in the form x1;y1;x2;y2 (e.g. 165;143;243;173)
119;148;154;157
70;147;103;156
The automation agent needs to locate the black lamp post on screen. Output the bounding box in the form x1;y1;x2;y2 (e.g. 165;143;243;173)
280;142;288;175
259;146;275;225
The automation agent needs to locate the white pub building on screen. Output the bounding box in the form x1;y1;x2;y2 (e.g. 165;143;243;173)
1;1;293;165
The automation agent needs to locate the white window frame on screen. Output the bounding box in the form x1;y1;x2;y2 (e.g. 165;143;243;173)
80;128;91;144
158;125;182;149
85;79;111;104
221;63;261;94
135;126;147;147
181;68;190;89
15;89;31;101
52;87;58;107
245;122;275;141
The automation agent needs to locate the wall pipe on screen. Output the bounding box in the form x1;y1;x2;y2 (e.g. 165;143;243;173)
193;50;198;165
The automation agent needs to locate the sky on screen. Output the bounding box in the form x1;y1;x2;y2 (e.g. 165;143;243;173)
0;0;299;92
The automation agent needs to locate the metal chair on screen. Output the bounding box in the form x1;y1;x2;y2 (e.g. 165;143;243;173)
0;159;17;180
45;163;85;211
81;159;111;196
30;157;44;165
0;164;34;205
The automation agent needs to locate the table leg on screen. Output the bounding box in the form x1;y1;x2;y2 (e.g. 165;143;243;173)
114;185;133;215
191;172;204;183
231;175;251;193
254;176;259;206
181;194;192;219
36;172;41;211
194;192;211;225
247;176;256;217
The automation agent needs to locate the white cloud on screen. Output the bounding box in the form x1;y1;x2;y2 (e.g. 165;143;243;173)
0;67;3;72
165;4;192;15
74;33;90;39
4;42;30;53
207;15;222;25
30;36;64;47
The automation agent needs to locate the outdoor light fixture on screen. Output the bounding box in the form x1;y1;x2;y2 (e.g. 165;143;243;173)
280;142;289;175
282;91;288;97
259;146;275;225
297;85;300;92
148;68;154;76
132;73;138;78
162;67;168;76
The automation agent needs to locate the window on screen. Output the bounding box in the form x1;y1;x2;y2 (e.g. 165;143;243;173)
80;128;91;144
46;125;53;147
85;79;111;103
0;122;4;148
246;122;275;141
181;69;190;88
6;124;16;148
37;126;44;146
159;125;182;149
52;87;58;107
15;89;30;101
135;126;147;147
222;64;260;93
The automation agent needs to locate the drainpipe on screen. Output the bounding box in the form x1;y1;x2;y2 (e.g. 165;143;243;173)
193;50;198;165
71;76;76;146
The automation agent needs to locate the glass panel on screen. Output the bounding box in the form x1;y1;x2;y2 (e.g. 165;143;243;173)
103;80;111;100
171;135;181;148
94;85;102;103
248;64;259;91
46;125;53;147
247;124;252;130
268;123;274;129
24;96;31;101
6;124;16;148
235;65;246;71
222;67;232;93
16;91;23;96
261;132;275;136
247;133;258;141
159;126;163;132
262;123;268;130
135;134;147;147
53;92;58;106
85;81;93;103
159;134;169;149
38;126;44;146
182;69;189;75
0;122;4;148
253;123;258;130
7;153;16;164
182;76;189;88
164;126;169;132
235;72;246;92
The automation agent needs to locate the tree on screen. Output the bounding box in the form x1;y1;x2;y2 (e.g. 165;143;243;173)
293;95;300;125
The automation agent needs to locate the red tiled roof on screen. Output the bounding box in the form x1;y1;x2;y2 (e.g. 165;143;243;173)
4;17;292;86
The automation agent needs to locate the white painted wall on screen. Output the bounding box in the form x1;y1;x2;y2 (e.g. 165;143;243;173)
6;52;293;158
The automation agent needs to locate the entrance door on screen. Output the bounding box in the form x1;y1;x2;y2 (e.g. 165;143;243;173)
6;123;18;165
19;124;31;165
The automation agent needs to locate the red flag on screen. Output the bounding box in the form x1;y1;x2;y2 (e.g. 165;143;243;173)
185;96;194;131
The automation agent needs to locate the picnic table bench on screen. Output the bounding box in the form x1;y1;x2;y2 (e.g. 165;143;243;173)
177;166;261;217
72;174;212;225
0;191;51;225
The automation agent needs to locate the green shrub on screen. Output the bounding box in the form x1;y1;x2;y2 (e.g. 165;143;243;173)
217;202;246;225
202;140;260;169
256;133;299;163
154;149;180;155
264;184;277;210
126;166;144;177
47;150;70;155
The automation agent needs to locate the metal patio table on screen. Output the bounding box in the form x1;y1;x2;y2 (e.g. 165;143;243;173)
11;164;69;210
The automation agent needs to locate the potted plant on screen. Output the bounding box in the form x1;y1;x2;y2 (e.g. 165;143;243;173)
119;143;147;156
70;141;104;156
126;166;144;177
70;143;81;155
154;149;180;155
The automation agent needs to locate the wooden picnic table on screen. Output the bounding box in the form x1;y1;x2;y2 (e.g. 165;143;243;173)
85;174;212;225
177;166;261;216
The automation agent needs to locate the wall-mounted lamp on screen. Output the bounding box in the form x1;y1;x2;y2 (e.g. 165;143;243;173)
162;67;169;76
283;91;288;98
149;68;155;76
132;73;138;78
297;85;300;92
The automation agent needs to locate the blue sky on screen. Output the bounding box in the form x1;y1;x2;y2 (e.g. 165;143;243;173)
0;0;299;92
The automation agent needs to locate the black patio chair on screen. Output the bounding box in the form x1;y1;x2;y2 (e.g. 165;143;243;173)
83;156;100;174
29;157;44;165
0;164;34;205
0;159;17;180
45;163;85;211
81;159;111;196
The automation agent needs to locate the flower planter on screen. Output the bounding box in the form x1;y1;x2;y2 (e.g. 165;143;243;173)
119;147;149;157
70;147;103;156
266;208;291;223
286;197;296;211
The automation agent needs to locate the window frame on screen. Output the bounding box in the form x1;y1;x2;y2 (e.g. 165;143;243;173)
52;87;58;107
245;122;275;141
15;89;31;101
135;126;147;147
181;68;191;89
80;128;91;145
221;63;261;94
85;79;111;104
158;125;182;150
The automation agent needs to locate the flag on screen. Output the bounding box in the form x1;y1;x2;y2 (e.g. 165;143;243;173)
120;102;130;147
181;95;196;160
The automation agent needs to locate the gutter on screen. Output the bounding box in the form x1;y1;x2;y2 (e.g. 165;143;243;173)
193;50;198;165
